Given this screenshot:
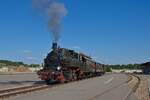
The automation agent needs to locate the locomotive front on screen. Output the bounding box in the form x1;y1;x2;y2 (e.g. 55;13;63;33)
37;43;65;84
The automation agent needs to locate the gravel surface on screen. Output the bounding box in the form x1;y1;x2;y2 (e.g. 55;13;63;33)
135;75;150;100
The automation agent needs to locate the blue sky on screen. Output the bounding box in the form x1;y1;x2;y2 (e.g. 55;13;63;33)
0;0;150;64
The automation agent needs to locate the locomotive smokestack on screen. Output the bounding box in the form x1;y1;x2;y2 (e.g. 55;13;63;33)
52;42;57;50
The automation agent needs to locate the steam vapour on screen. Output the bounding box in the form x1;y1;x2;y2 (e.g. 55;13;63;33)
32;0;67;42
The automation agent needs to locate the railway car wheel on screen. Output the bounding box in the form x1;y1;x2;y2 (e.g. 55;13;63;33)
45;79;56;85
46;80;51;85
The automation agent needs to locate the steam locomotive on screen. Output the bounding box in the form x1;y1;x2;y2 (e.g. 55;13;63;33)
37;43;105;84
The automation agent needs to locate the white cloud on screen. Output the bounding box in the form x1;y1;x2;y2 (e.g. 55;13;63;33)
23;50;32;54
25;56;37;60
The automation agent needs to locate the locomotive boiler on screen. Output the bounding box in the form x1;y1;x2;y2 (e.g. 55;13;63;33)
37;43;105;84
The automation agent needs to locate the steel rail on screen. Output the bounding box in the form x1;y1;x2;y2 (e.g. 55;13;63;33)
124;74;140;100
88;74;132;100
0;74;137;100
0;85;50;99
0;76;102;99
88;74;140;100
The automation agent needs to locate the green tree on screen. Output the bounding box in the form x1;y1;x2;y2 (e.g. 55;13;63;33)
105;67;112;72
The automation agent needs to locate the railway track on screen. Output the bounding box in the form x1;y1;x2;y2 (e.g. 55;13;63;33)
0;77;96;99
0;75;100;99
0;74;140;100
124;74;141;100
0;84;50;99
88;74;140;100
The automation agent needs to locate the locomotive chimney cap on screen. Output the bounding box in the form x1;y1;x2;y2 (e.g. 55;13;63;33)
52;42;57;50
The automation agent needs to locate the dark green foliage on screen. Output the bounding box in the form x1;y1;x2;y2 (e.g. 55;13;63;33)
29;64;40;68
107;64;142;70
105;67;112;72
0;60;25;66
0;60;40;68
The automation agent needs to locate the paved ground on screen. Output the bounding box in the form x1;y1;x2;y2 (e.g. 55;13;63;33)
0;73;42;89
9;73;138;100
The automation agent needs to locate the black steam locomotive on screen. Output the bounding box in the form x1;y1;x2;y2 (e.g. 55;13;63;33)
37;43;105;84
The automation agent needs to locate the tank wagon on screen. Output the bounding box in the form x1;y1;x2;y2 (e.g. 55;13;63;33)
37;43;105;84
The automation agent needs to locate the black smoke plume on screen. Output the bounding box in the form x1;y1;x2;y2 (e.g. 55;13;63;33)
32;0;67;42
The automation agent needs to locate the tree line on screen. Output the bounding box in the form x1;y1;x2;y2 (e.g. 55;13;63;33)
106;64;142;70
0;60;40;68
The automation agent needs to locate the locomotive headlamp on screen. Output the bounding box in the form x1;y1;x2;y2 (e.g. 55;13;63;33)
57;66;61;71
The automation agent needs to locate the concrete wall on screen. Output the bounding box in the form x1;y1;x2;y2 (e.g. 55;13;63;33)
28;67;42;72
112;69;142;73
0;66;42;73
0;67;9;72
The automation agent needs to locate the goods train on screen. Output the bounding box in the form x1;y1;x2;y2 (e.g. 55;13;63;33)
37;43;105;84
